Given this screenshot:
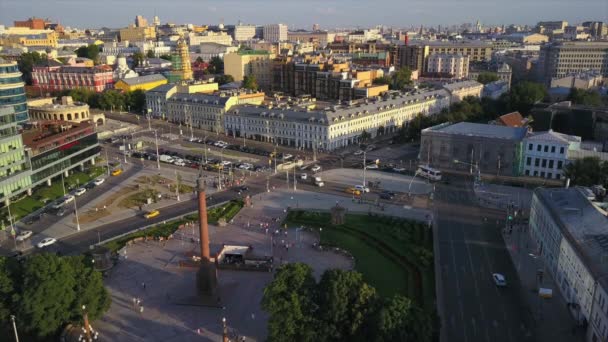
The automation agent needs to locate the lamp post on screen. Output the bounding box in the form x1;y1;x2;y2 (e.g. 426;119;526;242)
174;170;180;202
104;148;110;177
319;227;323;245
222;317;229;342
454;159;480;184
10;315;19;342
362;151;367;186
154;130;161;170
74;196;81;231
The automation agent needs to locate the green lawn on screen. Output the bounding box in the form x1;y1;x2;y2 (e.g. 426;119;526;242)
284;211;435;311
1;166;107;222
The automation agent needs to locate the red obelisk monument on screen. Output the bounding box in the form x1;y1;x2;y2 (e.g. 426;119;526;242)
196;175;218;299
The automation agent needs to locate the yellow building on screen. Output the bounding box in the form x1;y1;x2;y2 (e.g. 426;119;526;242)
119;26;156;42
224;50;275;90
0;28;58;48
114;74;167;92
175;81;218;94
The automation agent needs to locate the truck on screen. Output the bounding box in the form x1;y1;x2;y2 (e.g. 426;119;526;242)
310;176;324;187
159;154;174;163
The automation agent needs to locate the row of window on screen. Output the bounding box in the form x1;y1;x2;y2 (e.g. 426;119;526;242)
524;169;561;179
528;143;566;154
526;157;564;169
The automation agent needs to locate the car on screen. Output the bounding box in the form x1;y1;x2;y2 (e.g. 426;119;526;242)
37;237;57;248
300;173;308;180
93;178;105;186
355;185;370;193
365;164;379;170
16;230;33;242
52;200;66;210
235;185;249;192
239;163;253;170
365;144;376;151
311;165;322;173
62;194;75;204
380;191;396;200
393;167;406;173
220;160;232;166
23;214;40;225
492;273;507;287
111;169;123;176
282;154;293;160
345;187;362;196
73;187;87;196
354;150;364;155
174;160;186;166
55;207;68;217
84;181;97;190
144;210;160;219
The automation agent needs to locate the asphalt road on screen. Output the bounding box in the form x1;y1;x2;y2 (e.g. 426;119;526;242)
434;178;535;342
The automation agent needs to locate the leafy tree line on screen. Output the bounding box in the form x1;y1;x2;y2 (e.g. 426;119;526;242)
373;67;413;90
17;51;45;85
396;81;547;141
59;88;147;113
0;254;110;339
75;44;101;64
262;263;433;342
567;88;607;107
564;157;608;189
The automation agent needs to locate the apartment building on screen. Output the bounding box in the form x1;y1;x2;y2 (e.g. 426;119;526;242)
529;187;608;342
442;80;483;104
397;40;492;72
32;64;114;93
0;58;28;122
119;25;156;41
522;130;581;179
224;50;275;89
538;42;608;83
0;106;32;205
166;93;238;133
263;24;288;42
287;31;335;47
225;89;451;151
188;31;233;46
426;54;470;79
233;24;256;42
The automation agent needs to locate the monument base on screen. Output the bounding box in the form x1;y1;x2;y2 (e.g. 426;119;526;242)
173;260;221;307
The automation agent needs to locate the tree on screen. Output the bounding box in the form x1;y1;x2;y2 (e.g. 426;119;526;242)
564;157;608;187
75;44;100;64
366;295;433;342
98;90;126;111
131;51;145;68
476;72;499;85
159;54;172;61
377;126;385;135
568;88;603;107
391;67;412;90
360;130;371;143
124;89;146;113
208;56;224;74
65;256;111;322
316;270;377;340
215;74;234;85
0;257;18;324
262;263;318;342
17;254;77;337
17;51;44;85
373;76;392;87
146;49;155;59
195;56;204;64
242;75;259;91
506;81;547;114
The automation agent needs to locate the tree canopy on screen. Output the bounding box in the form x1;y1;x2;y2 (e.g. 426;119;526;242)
207;56;224;74
75;44;100;64
215;74;235;85
391;67;412;90
242;75;259;91
564;157;608;188
505;81;547;114
58;88;146;113
476;72;499;85
146;49;155;59
131;51;145;68
262;263;433;342
373;76;391;87
17;52;45;85
159;54;172;61
568;88;604;107
0;254;110;338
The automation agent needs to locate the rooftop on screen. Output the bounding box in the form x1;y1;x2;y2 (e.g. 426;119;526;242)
118;74;166;86
525;130;581;144
443;80;483;91
535;187;608;288
147;83;177;94
168;93;232;106
426;121;528;140
498;111;527;127
22;121;95;151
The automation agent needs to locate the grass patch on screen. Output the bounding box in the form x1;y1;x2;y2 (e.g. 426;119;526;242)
284;210;435;311
118;188;160;208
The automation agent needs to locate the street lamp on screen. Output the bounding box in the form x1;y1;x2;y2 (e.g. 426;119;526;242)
222;317;228;342
454;159;480;183
74;196;81;231
154;130;161;170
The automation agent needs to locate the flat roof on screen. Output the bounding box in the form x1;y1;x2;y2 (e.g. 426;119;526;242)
425;122;528;140
535;187;608;288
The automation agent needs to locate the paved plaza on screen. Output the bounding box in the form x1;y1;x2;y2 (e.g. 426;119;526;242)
318;168;433;195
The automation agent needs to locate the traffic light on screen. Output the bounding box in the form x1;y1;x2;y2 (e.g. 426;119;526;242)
508;215;513;221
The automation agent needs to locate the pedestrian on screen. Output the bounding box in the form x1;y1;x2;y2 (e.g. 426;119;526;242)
142;282;146;290
139;306;144;313
251;313;255;320
265;228;268;234
132;297;137;305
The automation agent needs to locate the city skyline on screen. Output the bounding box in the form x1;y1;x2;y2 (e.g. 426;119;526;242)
1;0;606;29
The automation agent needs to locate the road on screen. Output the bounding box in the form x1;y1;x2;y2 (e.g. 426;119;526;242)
434;177;535;342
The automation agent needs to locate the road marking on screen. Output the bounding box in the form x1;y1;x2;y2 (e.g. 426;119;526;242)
471;317;477;335
449;223;469;342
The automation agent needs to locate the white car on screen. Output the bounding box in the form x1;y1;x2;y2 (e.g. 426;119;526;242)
239;163;253;170
354;150;364;155
37;237;57;248
221;160;232;166
393;167;406;173
311;165;321;173
365;164;379;170
355;185;370;193
492;273;507;287
93;178;105;186
16;230;33;242
62;194;75;204
300;173;308;180
282;154;293;160
73;187;87;196
173;160;186;166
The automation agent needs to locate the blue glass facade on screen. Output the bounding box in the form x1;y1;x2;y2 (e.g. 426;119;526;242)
0;60;29;123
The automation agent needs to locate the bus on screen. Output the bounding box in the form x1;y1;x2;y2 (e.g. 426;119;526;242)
417;165;442;181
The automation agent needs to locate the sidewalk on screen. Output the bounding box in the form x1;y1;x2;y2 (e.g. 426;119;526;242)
503;223;585;342
474;182;533;213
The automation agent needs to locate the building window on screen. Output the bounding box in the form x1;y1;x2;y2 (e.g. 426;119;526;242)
534;171;538;176
525;170;530;176
541;171;545;177
551;146;556;153
558;161;563;169
560;147;565;154
544;145;549;152
542;159;547;167
529;143;533;150
527;157;531;166
535;158;540;167
547;173;552;179
537;145;542;151
556;174;561;180
549;160;554;168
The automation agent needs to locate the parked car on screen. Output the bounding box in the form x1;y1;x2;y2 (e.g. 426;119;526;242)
311;165;322;173
354;150;364;155
174;160;186;166
365;164;379;170
345;187;361;196
37;237;57;248
93;178;105;186
111;169;122;176
300;173;308;180
23;214;40;225
73;187;87;196
282;153;293;160
492;273;507;287
144;210;160;219
62;194;75;204
393;167;406;173
16;230;33;242
380;191;396;200
55;207;68;217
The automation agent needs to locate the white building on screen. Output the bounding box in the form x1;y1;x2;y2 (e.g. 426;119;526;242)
233;24;257;42
113;54;138;80
224;89;451;150
522;130;581;180
263;24;288;42
197;43;238;61
426;53;470;79
145;84;177;118
188;32;233;46
530;187;608;342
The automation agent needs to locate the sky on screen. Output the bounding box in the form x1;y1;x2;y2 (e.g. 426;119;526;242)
1;0;606;30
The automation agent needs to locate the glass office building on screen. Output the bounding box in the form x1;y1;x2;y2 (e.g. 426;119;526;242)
0;58;29;123
0;106;32;205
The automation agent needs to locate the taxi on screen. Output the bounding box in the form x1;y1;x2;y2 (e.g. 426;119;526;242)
144;209;160;219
